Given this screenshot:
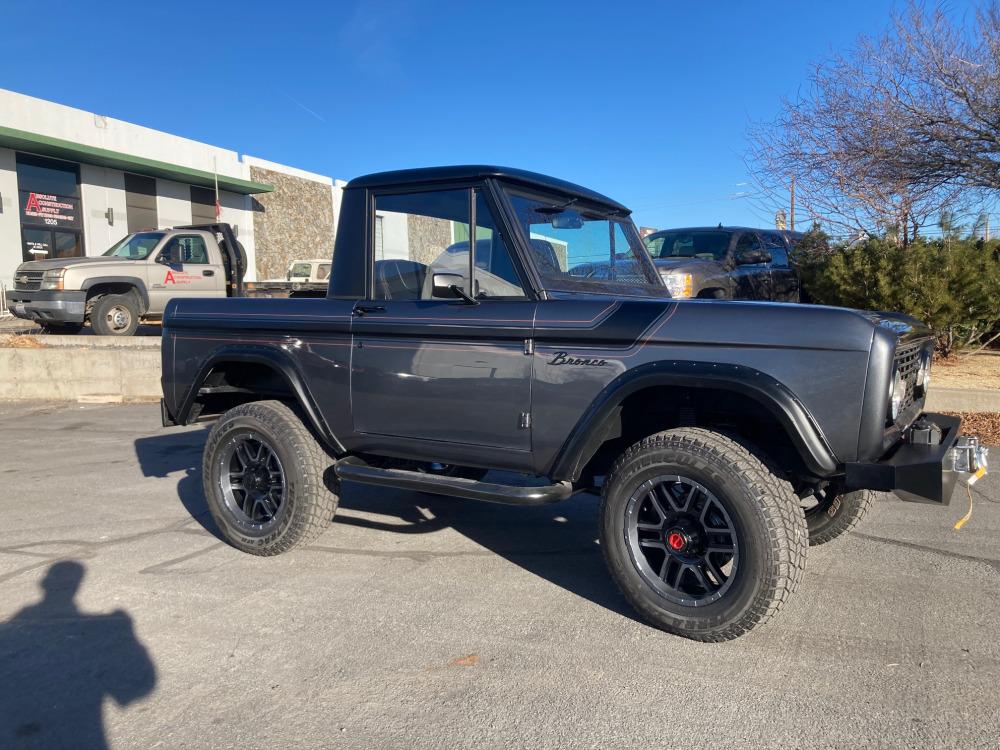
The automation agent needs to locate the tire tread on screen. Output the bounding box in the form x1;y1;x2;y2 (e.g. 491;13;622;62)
600;427;808;642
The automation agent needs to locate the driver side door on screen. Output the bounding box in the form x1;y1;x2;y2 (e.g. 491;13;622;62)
147;233;225;313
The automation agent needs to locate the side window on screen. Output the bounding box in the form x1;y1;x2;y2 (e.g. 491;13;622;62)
734;232;765;264
158;235;208;264
469;190;525;299
758;232;789;267
373;190;470;300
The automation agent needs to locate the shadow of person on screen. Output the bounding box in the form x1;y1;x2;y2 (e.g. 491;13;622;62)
0;561;156;750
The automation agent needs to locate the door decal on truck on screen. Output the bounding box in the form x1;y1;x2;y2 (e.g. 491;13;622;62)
164;270;197;285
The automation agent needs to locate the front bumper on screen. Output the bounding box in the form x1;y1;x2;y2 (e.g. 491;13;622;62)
6;289;86;323
844;413;988;504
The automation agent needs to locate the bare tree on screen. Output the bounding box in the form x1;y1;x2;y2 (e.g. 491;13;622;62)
748;2;996;241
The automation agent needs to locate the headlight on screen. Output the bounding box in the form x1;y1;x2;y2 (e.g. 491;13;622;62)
915;350;932;395
660;271;693;298
888;365;906;420
40;269;65;291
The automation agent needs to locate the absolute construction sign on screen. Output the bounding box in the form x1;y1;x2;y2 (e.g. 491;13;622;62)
19;191;82;229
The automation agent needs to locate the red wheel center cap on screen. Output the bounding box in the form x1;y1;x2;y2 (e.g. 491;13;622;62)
667;530;687;552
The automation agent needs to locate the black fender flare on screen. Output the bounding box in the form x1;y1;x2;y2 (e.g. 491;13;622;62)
549;360;839;481
177;345;344;455
81;276;150;312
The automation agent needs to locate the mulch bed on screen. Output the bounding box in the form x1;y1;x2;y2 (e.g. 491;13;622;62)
941;412;1000;446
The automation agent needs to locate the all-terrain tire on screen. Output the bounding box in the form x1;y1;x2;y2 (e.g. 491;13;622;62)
600;428;808;641
203;400;338;555
803;488;876;546
91;294;139;336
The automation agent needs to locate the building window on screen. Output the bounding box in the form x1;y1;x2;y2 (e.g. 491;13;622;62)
15;153;84;262
125;173;158;232
190;186;217;225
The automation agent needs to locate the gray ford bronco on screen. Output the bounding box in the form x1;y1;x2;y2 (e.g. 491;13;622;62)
160;166;987;641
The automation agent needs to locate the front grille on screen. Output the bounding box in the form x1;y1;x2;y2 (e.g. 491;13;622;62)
14;271;43;291
894;341;922;414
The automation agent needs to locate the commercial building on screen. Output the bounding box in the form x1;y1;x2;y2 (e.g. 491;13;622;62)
0;89;345;292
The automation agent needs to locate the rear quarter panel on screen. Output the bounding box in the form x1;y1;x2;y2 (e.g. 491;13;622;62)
162;297;355;441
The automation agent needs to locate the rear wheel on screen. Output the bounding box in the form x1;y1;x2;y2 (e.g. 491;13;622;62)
203;400;338;555
600;428;807;641
802;487;876;546
91;294;139;336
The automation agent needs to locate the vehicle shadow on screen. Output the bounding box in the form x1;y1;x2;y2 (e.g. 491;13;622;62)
327;469;641;623
133;428;637;623
0;561;157;749
133;425;225;540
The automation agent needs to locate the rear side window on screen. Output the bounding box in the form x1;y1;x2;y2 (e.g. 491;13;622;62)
758;232;790;267
289;262;312;278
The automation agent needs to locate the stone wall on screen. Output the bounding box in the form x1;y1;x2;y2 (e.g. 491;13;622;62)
249;166;334;281
407;215;455;266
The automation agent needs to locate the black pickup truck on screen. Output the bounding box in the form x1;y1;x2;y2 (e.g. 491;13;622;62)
160;166;987;641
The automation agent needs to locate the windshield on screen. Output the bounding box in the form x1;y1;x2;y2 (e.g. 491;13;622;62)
102;232;164;260
646;230;733;261
506;192;665;297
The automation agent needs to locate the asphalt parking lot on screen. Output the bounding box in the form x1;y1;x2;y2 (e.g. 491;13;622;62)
1;402;998;749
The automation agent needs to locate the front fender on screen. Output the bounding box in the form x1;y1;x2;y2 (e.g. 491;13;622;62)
549;360;839;481
80;276;150;312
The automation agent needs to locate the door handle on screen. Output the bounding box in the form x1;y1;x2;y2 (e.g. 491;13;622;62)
353;304;386;316
202;270;215;277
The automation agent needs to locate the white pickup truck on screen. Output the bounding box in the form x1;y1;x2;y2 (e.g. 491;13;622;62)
8;224;324;335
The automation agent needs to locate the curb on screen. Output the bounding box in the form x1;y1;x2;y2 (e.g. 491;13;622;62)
0;341;161;401
925;387;1000;413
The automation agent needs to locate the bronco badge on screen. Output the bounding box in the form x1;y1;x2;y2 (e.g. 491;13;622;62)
548;351;608;367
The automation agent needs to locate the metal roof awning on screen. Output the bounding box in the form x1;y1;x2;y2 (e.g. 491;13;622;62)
0;125;274;195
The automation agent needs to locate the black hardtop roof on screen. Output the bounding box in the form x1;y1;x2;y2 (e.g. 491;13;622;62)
346;165;630;213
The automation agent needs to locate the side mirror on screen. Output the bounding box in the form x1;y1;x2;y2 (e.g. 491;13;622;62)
735;249;772;265
432;272;466;298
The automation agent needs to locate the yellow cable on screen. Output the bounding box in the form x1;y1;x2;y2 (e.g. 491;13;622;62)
953;466;984;530
953;484;973;530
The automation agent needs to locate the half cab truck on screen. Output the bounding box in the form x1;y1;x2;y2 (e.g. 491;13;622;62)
159;166;988;641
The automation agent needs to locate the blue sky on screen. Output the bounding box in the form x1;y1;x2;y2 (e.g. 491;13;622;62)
0;0;947;230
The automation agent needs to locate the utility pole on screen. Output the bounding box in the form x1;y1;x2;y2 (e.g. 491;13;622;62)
986;214;991;242
790;176;796;231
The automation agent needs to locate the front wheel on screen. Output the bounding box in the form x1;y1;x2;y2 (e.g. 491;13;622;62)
91;294;139;336
600;428;807;641
203;400;338;555
802;487;876;546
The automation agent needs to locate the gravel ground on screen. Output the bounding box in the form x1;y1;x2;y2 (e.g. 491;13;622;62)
0;402;998;750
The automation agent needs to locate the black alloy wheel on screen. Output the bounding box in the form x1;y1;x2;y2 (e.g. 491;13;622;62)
626;475;739;607
219;432;287;535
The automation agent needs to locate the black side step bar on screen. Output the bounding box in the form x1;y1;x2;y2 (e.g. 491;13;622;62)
334;456;573;506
